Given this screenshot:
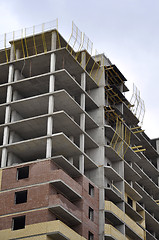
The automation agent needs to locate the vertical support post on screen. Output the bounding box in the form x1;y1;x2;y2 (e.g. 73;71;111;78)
79;51;86;174
1;45;15;167
46;31;56;158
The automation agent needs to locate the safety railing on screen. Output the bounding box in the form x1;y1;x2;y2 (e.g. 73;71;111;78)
104;106;131;159
0;20;104;85
0;19;61;63
66;22;104;85
109;116;131;159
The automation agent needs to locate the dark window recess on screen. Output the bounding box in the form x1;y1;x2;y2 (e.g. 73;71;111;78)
89;207;94;221
12;216;26;230
15;190;27;204
17;166;29;180
88;231;94;240
127;196;133;207
107;183;110;188
89;183;94;197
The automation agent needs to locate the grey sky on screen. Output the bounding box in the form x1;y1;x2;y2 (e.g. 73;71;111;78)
1;0;159;138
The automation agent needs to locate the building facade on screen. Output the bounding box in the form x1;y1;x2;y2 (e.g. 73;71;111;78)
0;22;158;240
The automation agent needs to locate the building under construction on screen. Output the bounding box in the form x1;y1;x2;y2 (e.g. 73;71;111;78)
0;20;158;240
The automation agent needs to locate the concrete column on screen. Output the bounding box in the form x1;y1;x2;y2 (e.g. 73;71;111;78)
69;115;75;164
46;31;56;158
1;46;15;167
79;52;86;174
69;136;74;164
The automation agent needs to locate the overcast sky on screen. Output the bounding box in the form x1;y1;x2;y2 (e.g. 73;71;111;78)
0;0;159;139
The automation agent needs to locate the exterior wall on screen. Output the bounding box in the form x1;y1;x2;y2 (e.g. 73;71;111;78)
0;220;87;240
0;159;99;239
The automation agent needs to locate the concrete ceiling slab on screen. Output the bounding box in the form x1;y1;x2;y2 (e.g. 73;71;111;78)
105;145;123;162
125;181;142;201
49;205;81;225
51;180;81;201
104;166;122;182
52;155;81;178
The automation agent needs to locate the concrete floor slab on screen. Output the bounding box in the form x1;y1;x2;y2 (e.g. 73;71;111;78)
0;111;98;149
134;182;159;215
0;133;97;169
104;166;123;182
47;232;70;240
105;187;123;203
125;202;143;222
51;180;81;201
105;145;123;162
124;160;141;182
49;205;81;225
125;180;142;201
52;155;81;178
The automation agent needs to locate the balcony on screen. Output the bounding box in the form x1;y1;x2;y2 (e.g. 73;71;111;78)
0;220;85;240
104;166;123;182
134;182;159;218
50;169;82;201
0;89;97;131
136;132;158;159
146;230;158;240
125;201;143;222
124;160;141;182
105;145;123;162
105;183;123;203
105;201;145;240
105;224;127;240
0;110;98;150
0;133;97;170
145;210;159;239
133;162;159;198
105;201;124;225
125;181;142;202
49;194;81;225
3;68;98;111
52;155;81;178
122;102;139;126
135;152;159;180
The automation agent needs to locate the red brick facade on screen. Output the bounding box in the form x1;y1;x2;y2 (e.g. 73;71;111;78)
0;159;99;239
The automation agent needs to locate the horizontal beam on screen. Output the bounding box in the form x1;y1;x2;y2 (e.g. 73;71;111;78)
131;145;143;149
134;149;146;153
130;126;141;130
133;130;145;134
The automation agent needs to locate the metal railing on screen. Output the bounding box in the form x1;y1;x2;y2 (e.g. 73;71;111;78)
0;19;61;63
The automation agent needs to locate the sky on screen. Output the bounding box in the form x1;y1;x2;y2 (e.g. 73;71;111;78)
0;0;158;139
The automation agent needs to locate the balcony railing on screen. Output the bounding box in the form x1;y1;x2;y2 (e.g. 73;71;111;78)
105;224;127;240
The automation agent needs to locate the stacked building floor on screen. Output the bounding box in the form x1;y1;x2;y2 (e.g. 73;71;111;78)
0;22;158;240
